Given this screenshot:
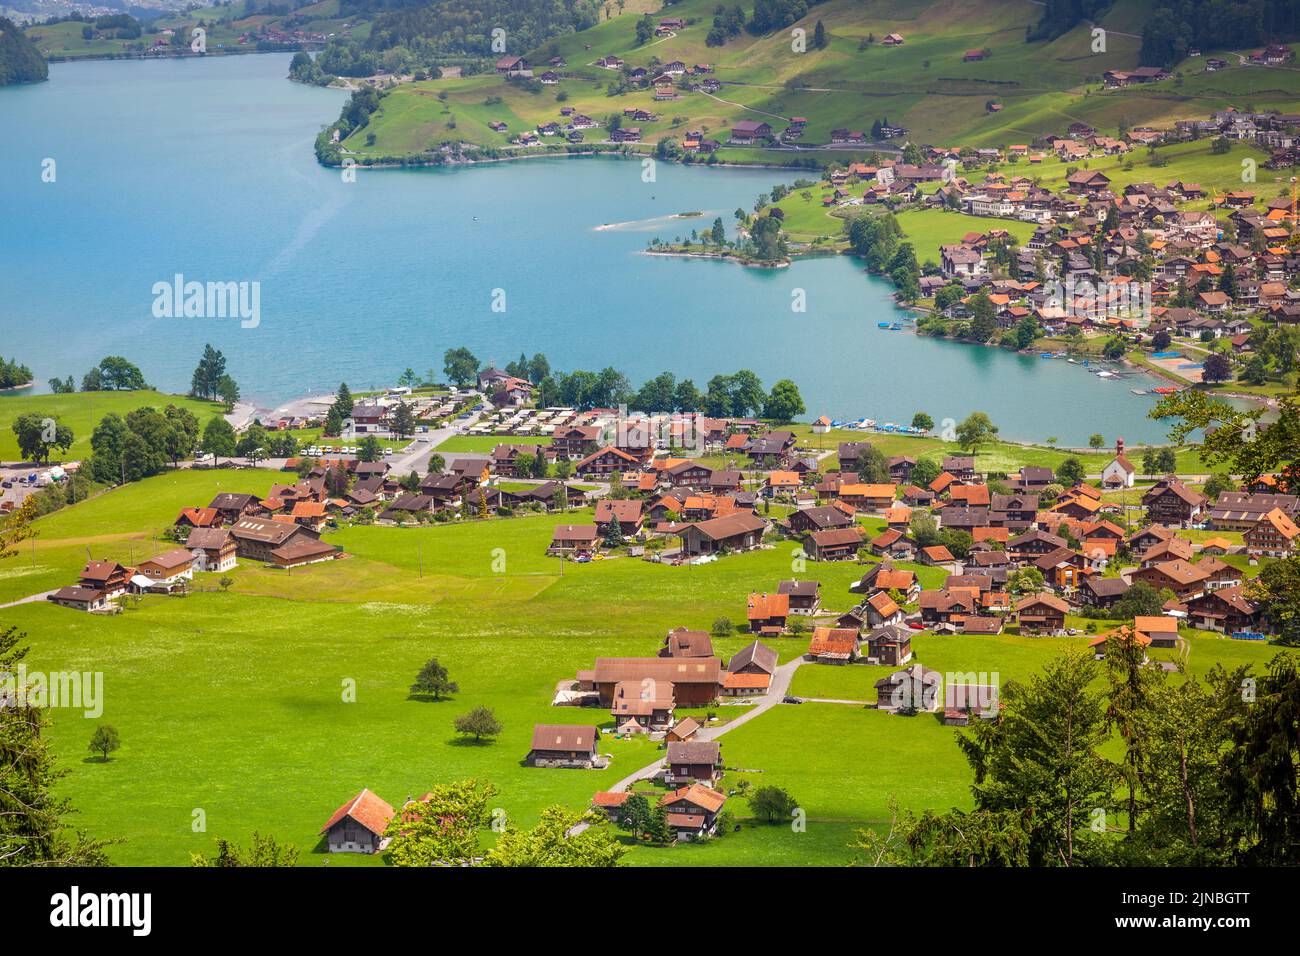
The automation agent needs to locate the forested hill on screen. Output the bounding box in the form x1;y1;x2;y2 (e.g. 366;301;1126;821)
1027;0;1116;41
0;16;48;84
347;0;604;57
1141;0;1300;66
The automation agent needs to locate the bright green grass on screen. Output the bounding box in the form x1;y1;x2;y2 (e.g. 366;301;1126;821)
5;468;1294;867
435;434;551;453
894;208;1036;265
787;423;1208;472
0;391;225;464
0;469;278;605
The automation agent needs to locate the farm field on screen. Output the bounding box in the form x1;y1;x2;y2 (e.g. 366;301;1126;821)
2;468;1293;867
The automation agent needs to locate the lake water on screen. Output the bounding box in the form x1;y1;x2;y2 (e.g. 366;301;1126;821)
1;54;1182;444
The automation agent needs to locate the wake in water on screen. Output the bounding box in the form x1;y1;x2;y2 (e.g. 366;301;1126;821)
594;211;718;232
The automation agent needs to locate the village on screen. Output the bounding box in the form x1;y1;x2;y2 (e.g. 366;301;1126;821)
24;352;1296;856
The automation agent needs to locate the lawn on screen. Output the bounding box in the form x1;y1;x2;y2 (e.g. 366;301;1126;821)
0;390;225;464
787;423;1207;473
435;434;551;453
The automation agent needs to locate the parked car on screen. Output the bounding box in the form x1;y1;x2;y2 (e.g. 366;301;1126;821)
782;696;803;704
383;448;393;456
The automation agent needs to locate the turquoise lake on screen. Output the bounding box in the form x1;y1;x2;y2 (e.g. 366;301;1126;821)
1;53;1183;444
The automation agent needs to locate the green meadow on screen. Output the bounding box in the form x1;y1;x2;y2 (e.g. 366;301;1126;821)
0;390;225;464
2;467;1293;866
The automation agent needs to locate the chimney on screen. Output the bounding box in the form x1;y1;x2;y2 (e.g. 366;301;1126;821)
1115;437;1125;456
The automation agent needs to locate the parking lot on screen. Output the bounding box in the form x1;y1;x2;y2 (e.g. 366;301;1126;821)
0;464;49;512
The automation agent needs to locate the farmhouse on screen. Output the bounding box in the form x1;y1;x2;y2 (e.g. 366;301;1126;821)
227;516;339;567
208;493;261;522
77;559;131;599
746;592;790;634
665;740;722;785
862;623;913;666
610;680;675;733
660;784;726;840
1016;593;1068;634
47;586;110;613
875;664;942;712
778;578;821;614
594;499;644;538
918;587;980;627
851;562;919;601
526;724;603;768
548;524;599;556
1131;559;1209;601
789;502;854;533
874;528;917;559
575;446;640;477
320;789;394;854
185;528;237;572
661;627;714;658
1143;477;1206;527
677;512;766;556
175;506;221;530
808;627;858;664
1244;507;1299;556
837;483;897;512
729;120;773;146
1185;585;1261;633
590;657;722;706
1080;575;1130;609
136;548;195;590
806;527;863;561
723;640;777;696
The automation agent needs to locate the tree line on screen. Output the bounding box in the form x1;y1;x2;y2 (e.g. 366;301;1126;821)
0;358;32;389
444;346;807;422
855;645;1300;866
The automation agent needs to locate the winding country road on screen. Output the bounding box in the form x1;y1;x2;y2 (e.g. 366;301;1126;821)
567;657;806;836
602;656;806;794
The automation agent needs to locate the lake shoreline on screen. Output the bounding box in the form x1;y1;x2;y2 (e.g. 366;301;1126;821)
5;55;1198;446
328;146;809;173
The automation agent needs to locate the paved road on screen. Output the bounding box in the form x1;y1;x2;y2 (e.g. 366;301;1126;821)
567;657;807;835
601;657;806;794
0;589;57;610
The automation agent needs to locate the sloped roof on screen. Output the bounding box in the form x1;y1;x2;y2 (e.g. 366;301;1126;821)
320;788;394;837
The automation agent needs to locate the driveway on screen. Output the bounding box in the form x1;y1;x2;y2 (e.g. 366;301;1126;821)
602;657;805;794
0;589;57;610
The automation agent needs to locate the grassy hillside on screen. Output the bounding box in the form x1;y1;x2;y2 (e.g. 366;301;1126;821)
333;0;1300;167
24;1;367;61
0;390;225;463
